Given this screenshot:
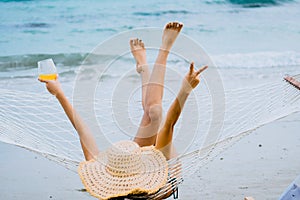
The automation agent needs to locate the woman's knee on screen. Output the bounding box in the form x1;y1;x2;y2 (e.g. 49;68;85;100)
147;104;162;122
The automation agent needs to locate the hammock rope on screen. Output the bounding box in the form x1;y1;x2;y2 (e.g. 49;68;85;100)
0;75;299;199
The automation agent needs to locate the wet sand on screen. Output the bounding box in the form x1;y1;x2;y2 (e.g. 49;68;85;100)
0;113;299;200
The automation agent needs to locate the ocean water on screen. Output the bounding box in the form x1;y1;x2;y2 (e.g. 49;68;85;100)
0;0;300;92
1;1;300;96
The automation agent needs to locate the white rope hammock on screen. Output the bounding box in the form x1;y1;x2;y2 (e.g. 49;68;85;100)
0;74;299;199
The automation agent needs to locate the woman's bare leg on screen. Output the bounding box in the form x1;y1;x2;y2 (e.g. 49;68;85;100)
130;38;150;110
133;22;183;147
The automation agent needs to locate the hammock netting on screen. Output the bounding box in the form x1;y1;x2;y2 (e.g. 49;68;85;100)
0;73;299;199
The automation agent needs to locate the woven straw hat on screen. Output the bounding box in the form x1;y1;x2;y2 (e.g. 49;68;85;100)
78;140;168;200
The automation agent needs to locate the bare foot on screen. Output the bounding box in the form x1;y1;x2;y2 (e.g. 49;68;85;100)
284;75;300;90
130;38;147;73
161;22;183;51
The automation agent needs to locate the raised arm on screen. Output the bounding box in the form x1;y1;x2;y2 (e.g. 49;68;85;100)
38;78;99;161
155;63;207;159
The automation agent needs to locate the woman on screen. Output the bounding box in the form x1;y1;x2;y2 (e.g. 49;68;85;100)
39;22;207;199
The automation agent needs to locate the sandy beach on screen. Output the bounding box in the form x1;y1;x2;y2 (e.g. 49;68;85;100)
1;112;299;200
181;112;300;199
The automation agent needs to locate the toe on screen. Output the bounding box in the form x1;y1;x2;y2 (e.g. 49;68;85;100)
130;39;134;49
165;21;184;31
172;22;178;30
139;40;145;48
174;22;183;31
165;22;172;29
178;23;183;31
175;22;180;30
134;38;139;46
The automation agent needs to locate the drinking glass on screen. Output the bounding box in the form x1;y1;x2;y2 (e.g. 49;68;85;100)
38;58;58;81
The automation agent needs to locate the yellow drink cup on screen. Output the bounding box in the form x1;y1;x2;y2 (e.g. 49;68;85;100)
38;58;58;81
38;73;58;81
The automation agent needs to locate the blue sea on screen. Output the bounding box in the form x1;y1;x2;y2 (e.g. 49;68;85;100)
0;0;300;81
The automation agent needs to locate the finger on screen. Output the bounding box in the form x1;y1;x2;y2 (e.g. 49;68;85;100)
189;62;194;75
196;65;208;76
38;78;48;83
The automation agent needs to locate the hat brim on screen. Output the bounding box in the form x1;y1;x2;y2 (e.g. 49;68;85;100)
78;146;168;200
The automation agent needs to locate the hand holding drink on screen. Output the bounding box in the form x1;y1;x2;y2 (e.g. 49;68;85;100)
38;58;63;97
38;58;58;81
